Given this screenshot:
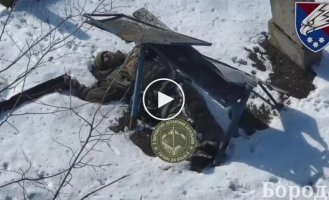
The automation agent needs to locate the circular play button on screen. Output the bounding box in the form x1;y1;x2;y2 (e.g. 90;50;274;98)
143;78;185;121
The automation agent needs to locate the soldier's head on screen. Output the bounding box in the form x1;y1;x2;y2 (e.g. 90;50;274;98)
94;51;125;71
94;51;111;71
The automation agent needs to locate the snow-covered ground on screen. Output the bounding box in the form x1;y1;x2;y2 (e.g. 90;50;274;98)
0;0;329;199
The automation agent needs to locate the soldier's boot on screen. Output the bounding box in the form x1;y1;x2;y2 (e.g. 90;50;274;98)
129;127;156;157
190;141;219;172
182;81;227;171
109;111;131;133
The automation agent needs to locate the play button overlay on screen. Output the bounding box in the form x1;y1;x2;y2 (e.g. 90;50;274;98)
143;78;185;121
158;91;174;108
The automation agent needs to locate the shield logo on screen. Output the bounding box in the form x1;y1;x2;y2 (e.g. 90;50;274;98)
296;2;329;52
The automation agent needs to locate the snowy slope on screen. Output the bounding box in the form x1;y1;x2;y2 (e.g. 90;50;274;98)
0;0;329;199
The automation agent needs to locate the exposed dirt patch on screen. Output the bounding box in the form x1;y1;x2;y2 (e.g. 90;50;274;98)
248;103;273;125
239;103;272;135
246;33;316;99
245;46;267;72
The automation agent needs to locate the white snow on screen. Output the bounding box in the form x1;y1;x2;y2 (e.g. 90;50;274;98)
0;0;329;199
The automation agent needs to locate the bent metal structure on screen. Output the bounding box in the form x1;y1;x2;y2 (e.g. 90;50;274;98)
0;0;15;8
83;9;286;165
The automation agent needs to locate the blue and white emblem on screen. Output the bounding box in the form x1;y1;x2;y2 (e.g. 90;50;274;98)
296;2;329;52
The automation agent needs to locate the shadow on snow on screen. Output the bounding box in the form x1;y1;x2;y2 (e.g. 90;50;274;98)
0;0;89;40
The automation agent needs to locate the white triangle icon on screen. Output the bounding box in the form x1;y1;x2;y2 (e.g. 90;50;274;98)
158;91;174;109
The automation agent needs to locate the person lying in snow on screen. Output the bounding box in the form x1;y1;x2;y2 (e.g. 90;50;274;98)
68;46;228;172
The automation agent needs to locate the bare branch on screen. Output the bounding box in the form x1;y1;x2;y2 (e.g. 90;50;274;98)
80;175;129;200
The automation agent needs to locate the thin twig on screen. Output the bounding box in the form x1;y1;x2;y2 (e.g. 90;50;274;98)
80;175;129;200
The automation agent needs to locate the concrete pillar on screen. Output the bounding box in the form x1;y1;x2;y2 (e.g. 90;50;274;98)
268;0;322;69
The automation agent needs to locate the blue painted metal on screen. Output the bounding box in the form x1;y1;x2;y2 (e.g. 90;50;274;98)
213;88;251;166
226;93;250;138
129;46;146;128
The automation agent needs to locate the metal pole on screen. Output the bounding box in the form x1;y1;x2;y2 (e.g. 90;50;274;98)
129;46;146;129
213;89;251;166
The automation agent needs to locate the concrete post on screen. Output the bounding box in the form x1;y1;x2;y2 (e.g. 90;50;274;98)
268;0;322;69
